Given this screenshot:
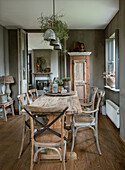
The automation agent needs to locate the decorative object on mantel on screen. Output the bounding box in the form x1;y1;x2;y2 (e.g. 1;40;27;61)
72;42;85;52
103;72;115;88
79;43;85;52
62;77;71;93
45;67;51;73
0;76;14;101
36;56;46;73
38;0;69;51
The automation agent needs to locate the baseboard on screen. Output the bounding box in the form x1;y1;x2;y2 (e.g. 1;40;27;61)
120;136;125;145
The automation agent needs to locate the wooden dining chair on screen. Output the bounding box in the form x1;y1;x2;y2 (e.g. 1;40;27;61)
80;87;98;110
28;89;39;102
24;105;68;170
17;93;31;159
71;89;105;155
17;93;46;159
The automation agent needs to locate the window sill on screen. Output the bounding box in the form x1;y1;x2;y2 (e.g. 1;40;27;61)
104;85;120;92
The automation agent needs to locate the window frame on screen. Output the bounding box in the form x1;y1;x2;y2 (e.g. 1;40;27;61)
105;29;119;90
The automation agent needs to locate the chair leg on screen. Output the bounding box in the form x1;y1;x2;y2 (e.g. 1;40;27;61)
71;125;75;154
34;147;41;163
30;141;34;170
62;142;66;170
95;124;101;155
90;126;96;137
18;122;25;159
3;106;7;121
64;141;66;160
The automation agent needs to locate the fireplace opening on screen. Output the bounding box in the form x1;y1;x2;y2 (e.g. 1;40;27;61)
36;80;49;92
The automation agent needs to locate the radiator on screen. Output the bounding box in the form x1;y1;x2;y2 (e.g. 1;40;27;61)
106;100;120;128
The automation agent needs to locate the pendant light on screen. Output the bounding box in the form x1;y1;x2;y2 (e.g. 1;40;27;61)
44;0;56;42
50;37;60;46
54;43;62;50
44;28;56;41
41;0;67;50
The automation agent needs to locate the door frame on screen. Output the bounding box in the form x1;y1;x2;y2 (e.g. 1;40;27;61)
18;29;28;95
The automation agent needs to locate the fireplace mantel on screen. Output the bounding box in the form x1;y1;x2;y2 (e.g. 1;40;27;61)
32;72;53;76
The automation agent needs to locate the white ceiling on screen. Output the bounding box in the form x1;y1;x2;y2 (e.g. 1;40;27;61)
0;0;119;29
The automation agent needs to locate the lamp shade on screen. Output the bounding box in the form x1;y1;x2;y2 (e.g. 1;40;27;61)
54;43;62;50
0;76;14;84
50;37;60;46
44;28;56;41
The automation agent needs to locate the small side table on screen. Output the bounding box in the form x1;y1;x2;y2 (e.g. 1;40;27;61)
0;100;15;121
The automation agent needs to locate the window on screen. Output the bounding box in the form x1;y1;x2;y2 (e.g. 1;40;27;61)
106;35;115;73
105;29;119;89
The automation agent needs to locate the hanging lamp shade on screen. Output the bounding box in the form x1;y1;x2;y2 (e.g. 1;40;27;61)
54;42;62;50
50;37;60;46
44;28;56;41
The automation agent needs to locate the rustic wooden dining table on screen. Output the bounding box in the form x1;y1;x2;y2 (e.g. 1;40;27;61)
30;91;82;112
29;91;82;160
30;91;82;125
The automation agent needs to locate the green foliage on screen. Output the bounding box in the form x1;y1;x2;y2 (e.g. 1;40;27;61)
38;13;69;41
56;79;63;86
62;77;71;82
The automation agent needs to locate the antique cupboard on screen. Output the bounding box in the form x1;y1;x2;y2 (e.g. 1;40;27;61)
68;52;91;101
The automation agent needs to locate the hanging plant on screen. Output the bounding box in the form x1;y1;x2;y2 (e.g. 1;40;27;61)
38;13;69;41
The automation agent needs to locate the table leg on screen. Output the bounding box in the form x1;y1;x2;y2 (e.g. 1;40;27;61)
11;103;15;116
3;106;7;121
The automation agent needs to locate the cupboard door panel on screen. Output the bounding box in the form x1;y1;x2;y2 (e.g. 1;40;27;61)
74;60;86;83
76;85;86;100
74;60;87;99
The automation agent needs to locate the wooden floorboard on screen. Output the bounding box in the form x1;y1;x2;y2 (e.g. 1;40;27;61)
0;114;125;170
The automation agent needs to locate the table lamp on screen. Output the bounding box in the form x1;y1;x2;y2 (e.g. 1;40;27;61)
0;76;14;101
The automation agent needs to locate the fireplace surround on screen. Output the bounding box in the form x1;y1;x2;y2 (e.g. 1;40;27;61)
32;72;52;93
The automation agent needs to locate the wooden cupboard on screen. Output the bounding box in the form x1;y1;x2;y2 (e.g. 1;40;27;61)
68;52;91;101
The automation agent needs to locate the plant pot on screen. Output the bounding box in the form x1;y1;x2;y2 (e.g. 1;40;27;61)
63;81;71;93
58;86;63;93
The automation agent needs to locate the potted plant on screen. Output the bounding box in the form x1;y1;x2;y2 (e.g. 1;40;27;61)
56;80;63;93
62;77;71;93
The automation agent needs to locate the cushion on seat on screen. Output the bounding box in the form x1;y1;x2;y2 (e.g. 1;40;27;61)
35;128;68;143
